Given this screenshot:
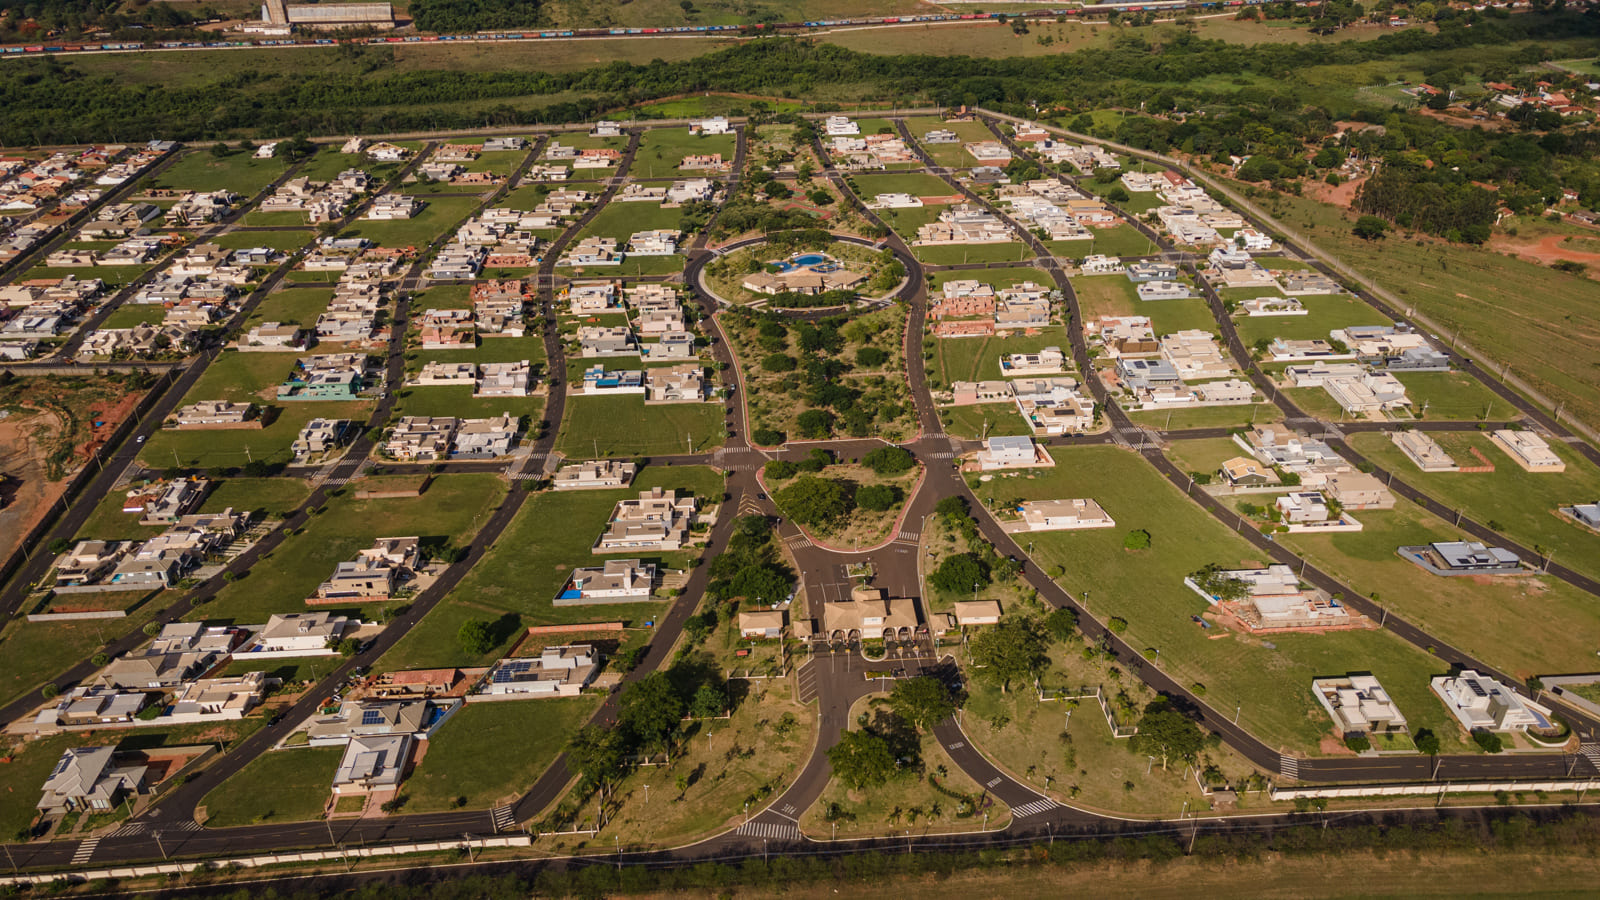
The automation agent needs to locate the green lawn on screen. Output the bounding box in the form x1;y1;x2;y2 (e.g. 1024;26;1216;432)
634;129;736;178
212;229;314;252
395;385;545;422
192;474;507;624
968;446;1467;755
74;487;164;542
244;210;317;227
914;243;1035;266
849;172;960;200
200;747;341;827
1165;437;1264;481
152;150;289;196
1397;371;1508;421
341;195;482;249
873;205;939;242
219;655;338;686
1231;294;1393;346
556;396;726;457
1348;431;1600;587
98;304;166;330
1272;495;1600;681
401;697;600;813
0;599;163;713
1072;276;1218;337
202;477;313;518
903;115;1004;167
377;466;721;669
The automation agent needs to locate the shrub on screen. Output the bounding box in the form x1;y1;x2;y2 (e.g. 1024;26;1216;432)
1122;529;1151;550
752;428;785;446
862;446;914;476
856;346;888;368
1107;617;1129;634
761;353;797;372
856;483;901;511
1345;734;1371;753
1472;730;1504;753
764;460;798;480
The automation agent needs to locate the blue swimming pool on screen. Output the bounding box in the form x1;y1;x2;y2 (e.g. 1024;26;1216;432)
791;253;828;266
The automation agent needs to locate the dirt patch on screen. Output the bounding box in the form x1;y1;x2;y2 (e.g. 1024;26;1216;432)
1318;734;1358;757
1305;173;1367;210
1488;232;1600;274
0;409;70;564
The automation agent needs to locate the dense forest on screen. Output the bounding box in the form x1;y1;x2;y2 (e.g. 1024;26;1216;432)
0;0;216;42
408;0;546;34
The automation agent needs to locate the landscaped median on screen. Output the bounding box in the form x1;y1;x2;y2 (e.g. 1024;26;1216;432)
762;446;924;553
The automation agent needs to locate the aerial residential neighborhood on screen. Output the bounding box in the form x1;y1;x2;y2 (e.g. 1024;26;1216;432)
2;4;1600;895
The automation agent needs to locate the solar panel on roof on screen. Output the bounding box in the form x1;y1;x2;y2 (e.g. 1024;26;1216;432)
360;708;387;725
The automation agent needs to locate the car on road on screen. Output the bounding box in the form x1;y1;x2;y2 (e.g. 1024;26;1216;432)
135;435;145;443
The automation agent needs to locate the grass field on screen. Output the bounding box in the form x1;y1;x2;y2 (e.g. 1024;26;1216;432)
1164;437;1261;480
200;747;341;827
902;116;1004;168
849;172;960;200
1125;403;1279;431
914;243;1034;266
568;201;686;246
0;599;163;712
1270;495;1600;680
925;266;1052;296
375;466;721;669
211;229;314;252
341;195;482;249
1396;370;1508;421
401;697;599;813
193;474;506;624
967;446;1470;755
1348;430;1600;586
1072;275;1218;337
246;287;334;328
1231;294;1393;346
1073;225;1157;259
395;385;545;423
152;150;289;197
556;396;726;457
99;303;165;330
634;129;736;178
1230;185;1600;436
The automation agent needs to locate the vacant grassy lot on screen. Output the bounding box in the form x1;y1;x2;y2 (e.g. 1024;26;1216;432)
246;287;333;329
1271;495;1600;681
1348;430;1600;586
152;150;289;197
967;446;1468;755
1072;275;1217;337
1396;370;1508;421
1074;225;1156;259
0;599;163;712
98;304;166;330
211;229;313;253
914;242;1035;267
635;129;736;178
568;201;686;247
401;697;599;813
1231;294;1393;347
902;115;1005;167
1125;403;1279;432
849;172;960;200
341;195;482;249
1165;437;1261;482
193;474;506;624
939;403;1031;441
556;396;725;457
377;466;722;670
200;747;341;827
925;267;1052;297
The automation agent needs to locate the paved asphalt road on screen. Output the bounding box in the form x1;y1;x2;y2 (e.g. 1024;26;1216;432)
7;115;1600;876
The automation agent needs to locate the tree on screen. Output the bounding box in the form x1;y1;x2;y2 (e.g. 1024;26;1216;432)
968;620;1048;692
826;729;897;790
1043;608;1078;643
856;346;888;368
862;446;914;476
566;725;626;791
856;483;901;512
689;683;726;718
773;475;852;526
1414;728;1441;755
795;408;835;439
929;552;988;594
1122;529;1151;550
761;353;796;372
457;619;494;656
764;460;798;480
1472;729;1504;753
1130;701;1205;769
619;672;684;754
1353;215;1390;241
889;676;957;733
337;638;361;658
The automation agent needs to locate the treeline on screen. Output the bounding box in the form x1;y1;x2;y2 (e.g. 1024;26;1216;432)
4;9;1600;145
1353;168;1499;243
408;0;546;34
0;0;215;41
86;809;1600;898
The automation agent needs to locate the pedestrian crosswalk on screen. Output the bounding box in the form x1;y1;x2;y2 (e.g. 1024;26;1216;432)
112;820;199;838
491;805;518;832
784;534;813;551
72;837;100;865
896;529;921;542
1579;743;1600;772
1011;798;1061;819
736;820;801;841
1280;755;1301;778
928;452;955;460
